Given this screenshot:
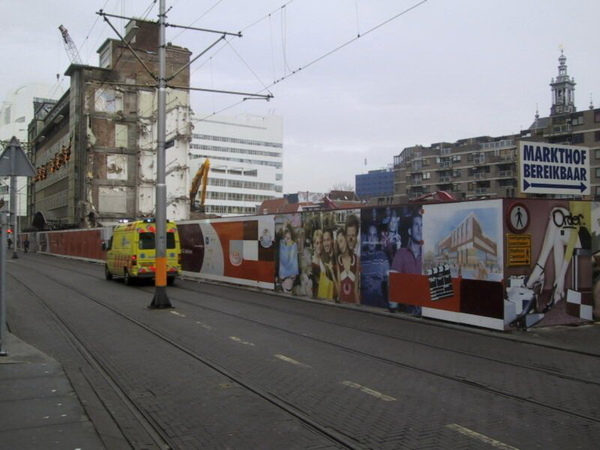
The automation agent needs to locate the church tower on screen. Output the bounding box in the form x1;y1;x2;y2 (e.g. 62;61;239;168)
550;50;576;116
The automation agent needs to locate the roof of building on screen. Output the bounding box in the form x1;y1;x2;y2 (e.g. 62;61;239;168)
328;190;360;201
257;198;288;214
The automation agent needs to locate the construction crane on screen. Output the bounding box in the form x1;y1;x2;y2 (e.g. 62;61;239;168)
190;159;210;213
59;25;82;65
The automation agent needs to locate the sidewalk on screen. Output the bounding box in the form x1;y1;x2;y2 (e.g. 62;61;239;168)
507;321;600;357
0;332;104;450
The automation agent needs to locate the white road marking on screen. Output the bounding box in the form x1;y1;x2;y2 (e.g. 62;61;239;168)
196;321;213;330
170;311;186;317
446;424;520;450
230;336;255;346
274;354;311;368
341;381;396;402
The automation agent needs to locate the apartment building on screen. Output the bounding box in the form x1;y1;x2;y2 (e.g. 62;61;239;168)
189;113;283;216
393;52;599;201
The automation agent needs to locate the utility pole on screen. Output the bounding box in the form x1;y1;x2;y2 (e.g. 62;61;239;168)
149;0;171;308
98;2;272;310
0;137;36;356
10;170;18;259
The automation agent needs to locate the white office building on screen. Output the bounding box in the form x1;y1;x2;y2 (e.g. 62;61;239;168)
190;113;283;216
0;83;58;227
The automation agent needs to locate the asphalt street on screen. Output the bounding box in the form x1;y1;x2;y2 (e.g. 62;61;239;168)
4;252;600;449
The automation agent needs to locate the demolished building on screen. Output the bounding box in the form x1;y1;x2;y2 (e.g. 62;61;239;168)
27;19;192;228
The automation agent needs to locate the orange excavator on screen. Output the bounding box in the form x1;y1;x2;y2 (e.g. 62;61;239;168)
190;158;210;213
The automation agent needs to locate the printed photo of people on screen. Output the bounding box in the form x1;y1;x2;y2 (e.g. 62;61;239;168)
275;210;361;305
274;214;302;294
361;205;423;314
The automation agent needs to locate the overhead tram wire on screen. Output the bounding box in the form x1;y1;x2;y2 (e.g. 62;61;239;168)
188;0;429;127
110;0;281;148
170;0;226;41
186;0;297;78
225;40;273;97
129;0;295;146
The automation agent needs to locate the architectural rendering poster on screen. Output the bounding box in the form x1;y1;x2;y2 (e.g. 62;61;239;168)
422;200;503;282
275;209;361;304
179;217;275;289
504;200;594;328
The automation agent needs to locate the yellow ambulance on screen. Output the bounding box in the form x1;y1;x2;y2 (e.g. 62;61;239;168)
104;219;181;286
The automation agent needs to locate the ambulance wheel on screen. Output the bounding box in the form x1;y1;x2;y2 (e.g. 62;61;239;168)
105;265;113;280
124;269;133;286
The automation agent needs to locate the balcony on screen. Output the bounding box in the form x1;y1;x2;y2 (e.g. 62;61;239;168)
544;124;572;137
440;161;452;169
473;157;486;165
474;172;487;180
438;176;451;182
474;188;488;195
498;170;515;177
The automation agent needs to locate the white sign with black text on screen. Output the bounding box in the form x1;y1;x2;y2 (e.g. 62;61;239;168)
519;142;590;195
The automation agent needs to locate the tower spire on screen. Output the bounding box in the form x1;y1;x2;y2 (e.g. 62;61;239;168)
550;49;576;116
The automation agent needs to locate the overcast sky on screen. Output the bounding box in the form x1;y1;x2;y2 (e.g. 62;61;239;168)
1;0;599;193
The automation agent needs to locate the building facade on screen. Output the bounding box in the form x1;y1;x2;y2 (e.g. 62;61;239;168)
0;83;57;226
27;19;192;228
393;52;599;201
356;168;394;201
189;113;283;216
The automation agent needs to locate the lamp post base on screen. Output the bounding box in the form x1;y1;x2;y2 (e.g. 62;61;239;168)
149;286;173;309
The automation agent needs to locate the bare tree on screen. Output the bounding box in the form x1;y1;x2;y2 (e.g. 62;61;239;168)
330;182;354;192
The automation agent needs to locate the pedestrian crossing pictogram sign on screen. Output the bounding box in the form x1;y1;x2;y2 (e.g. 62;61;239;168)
507;202;529;233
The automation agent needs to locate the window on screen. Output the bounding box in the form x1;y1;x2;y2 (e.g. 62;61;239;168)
139;233;155;250
571;115;584;126
596;186;600;197
99;46;112;68
596;149;600;160
596;168;600;179
138;232;176;249
468;183;474;191
595;111;600;123
571;134;584;144
595;131;600;142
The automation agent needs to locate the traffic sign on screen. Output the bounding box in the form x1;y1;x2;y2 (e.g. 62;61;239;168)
506;234;532;267
0;136;35;176
519;142;590;196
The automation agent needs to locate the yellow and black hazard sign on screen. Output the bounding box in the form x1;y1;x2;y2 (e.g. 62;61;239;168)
506;234;531;267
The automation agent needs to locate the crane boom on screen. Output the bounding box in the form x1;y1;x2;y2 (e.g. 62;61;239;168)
190;159;210;212
59;25;82;65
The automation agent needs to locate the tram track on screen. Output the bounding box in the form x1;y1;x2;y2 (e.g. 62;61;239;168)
8;256;600;427
7;264;360;449
35;254;600;359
